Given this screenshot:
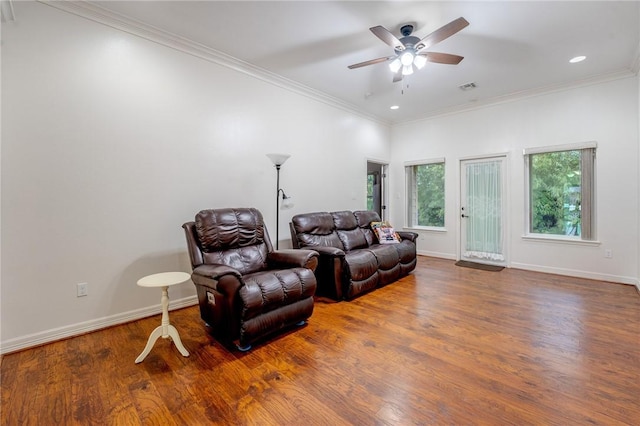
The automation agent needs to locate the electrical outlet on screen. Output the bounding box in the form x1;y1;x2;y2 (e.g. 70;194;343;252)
604;249;613;259
77;282;88;297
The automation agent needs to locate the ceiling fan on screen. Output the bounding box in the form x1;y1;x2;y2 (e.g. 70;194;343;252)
348;17;469;82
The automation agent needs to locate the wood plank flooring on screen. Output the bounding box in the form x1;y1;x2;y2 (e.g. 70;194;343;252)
2;256;639;425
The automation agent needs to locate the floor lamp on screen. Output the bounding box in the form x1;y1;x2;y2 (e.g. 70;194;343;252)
266;153;293;249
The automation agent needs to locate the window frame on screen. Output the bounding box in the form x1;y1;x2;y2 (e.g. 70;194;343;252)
523;142;598;244
405;158;446;231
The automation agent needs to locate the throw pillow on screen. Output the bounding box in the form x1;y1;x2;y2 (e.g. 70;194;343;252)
371;221;401;244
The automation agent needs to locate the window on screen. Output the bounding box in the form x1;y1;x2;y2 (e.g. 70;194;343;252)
406;159;445;228
525;143;596;240
366;173;376;211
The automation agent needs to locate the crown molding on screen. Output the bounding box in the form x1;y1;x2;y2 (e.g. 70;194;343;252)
39;0;390;126
32;1;640;128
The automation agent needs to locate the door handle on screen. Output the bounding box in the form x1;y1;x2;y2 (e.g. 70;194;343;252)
461;214;469;218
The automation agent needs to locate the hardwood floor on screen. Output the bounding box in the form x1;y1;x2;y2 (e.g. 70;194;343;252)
2;256;639;425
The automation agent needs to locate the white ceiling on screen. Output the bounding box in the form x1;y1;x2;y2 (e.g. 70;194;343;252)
90;1;640;124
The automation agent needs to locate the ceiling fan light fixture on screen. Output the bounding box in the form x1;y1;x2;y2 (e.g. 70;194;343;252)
389;58;402;73
413;55;427;69
402;64;414;76
348;17;469;83
400;51;414;66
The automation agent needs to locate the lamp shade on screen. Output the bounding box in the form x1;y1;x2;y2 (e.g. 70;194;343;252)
281;195;294;210
413;55;427;69
266;153;291;166
400;51;414;66
388;58;402;73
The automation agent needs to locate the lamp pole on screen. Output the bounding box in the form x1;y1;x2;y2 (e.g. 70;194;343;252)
266;153;290;250
275;163;281;250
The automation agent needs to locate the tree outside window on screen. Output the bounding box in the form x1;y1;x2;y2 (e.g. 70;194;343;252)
527;146;595;240
367;174;375;211
406;162;445;228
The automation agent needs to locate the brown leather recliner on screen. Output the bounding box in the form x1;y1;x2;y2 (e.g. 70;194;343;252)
182;208;318;351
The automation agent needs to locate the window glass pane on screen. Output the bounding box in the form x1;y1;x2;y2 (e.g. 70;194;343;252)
530;150;582;236
409;162;445;227
366;174;374;211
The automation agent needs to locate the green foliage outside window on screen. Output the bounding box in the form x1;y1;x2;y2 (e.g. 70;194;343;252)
367;174;374;211
415;163;445;227
530;150;581;236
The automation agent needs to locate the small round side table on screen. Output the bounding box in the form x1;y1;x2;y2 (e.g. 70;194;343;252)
135;271;191;364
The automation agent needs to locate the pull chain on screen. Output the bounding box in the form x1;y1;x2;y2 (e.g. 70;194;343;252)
401;78;410;95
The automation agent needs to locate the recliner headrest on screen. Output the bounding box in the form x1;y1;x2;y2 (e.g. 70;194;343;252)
195;208;265;252
331;211;358;230
291;212;335;235
354;210;381;228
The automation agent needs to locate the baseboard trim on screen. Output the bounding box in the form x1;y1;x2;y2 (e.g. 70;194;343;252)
510;262;639;286
418;254;639;287
417;251;457;260
3;262;636;354
0;295;199;355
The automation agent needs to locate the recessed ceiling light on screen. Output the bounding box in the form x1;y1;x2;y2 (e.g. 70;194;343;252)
390;105;399;110
569;56;586;63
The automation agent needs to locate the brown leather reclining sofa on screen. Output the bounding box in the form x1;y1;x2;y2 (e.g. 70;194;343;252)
290;210;418;300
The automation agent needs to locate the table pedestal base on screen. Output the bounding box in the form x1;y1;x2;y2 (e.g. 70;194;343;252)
135;324;189;363
135;284;190;364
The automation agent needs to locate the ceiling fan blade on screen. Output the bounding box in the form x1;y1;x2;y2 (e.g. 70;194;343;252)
370;26;405;51
348;55;394;69
415;17;469;53
420;52;464;65
392;69;403;83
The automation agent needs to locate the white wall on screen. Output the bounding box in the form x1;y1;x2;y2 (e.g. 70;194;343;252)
0;2;390;352
390;76;639;285
2;2;638;354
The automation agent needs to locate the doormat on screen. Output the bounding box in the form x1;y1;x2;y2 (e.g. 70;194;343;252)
455;260;504;272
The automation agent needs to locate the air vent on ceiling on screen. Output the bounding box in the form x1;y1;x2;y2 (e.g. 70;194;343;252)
458;82;477;91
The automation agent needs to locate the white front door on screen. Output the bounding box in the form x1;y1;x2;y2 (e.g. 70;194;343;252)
460;156;507;265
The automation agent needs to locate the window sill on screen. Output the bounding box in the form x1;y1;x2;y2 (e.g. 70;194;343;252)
521;234;601;247
404;226;447;233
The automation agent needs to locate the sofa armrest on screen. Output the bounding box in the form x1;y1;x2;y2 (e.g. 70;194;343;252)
296;246;346;300
308;245;346;257
397;231;419;243
191;264;243;294
268;249;319;271
191;263;244;342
